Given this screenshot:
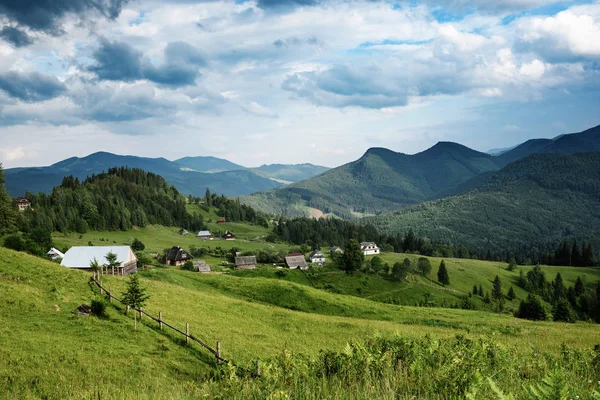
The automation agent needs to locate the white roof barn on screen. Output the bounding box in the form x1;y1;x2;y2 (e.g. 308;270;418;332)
47;247;65;260
61;246;138;275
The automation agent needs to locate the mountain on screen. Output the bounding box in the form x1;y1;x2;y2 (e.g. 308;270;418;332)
4;152;281;197
243;143;500;218
369;152;600;253
175;156;246;173
252;163;330;183
496;125;600;165
244;124;600;218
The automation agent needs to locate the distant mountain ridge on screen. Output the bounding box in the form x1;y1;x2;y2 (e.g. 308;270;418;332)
243;124;600;218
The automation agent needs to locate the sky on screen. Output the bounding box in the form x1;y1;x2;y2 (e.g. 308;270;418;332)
0;0;599;169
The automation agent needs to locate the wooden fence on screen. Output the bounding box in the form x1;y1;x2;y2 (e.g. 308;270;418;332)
90;272;260;376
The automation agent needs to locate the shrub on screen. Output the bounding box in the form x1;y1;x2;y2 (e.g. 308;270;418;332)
181;260;195;271
90;298;108;317
3;234;25;251
552;298;576;323
517;294;547;321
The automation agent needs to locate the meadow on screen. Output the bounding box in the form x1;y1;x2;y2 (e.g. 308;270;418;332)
2;247;600;399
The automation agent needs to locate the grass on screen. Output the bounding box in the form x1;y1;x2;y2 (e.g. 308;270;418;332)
2;247;600;399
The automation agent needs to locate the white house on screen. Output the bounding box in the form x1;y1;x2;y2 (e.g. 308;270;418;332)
197;230;213;240
61;246;138;275
360;242;380;256
309;250;326;265
47;247;65;260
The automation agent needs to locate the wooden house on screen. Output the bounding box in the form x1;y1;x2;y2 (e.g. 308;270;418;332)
330;246;343;254
217;217;226;224
165;246;193;266
197;230;213;240
61;246;138;275
285;255;308;270
47;247;65;260
360;242;380;256
235;256;257;270
309;250;326;265
222;231;236;240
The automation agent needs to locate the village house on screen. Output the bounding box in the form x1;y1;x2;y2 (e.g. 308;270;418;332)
61;246;138;275
234;256;257;270
181;229;189;236
217;217;226;224
194;260;210;273
309;250;326;265
165;246;193;266
197;230;213;240
47;247;65;261
361;242;380;256
285;255;309;270
16;197;31;212
222;231;236;240
330;246;343;254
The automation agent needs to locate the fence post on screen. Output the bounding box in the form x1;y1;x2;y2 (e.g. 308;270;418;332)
139;308;143;320
186;323;189;345
134;311;137;331
126;304;130;314
159;312;163;330
217;341;221;364
112;266;115;275
109;287;112;303
99;280;103;295
256;360;261;377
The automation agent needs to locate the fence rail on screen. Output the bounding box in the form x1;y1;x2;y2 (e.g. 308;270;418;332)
91;272;258;375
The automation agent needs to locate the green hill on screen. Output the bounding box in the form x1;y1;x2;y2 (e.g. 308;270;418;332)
243;124;600;218
252;163;329;183
370;152;600;253
175;156;246;173
3;247;600;398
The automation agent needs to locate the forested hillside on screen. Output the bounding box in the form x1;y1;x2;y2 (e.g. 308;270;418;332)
20;167;205;233
370;152;600;258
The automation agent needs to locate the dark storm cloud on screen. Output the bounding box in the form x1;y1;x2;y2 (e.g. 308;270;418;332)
88;39;206;87
0;71;66;102
0;0;131;46
0;26;33;48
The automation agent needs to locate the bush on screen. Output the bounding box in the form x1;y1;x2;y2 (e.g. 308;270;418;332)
181;260;195;271
552;298;576;323
131;238;145;252
90;299;108;317
3;234;25;251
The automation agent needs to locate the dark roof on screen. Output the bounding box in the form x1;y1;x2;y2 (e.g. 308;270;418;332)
285;255;308;268
222;231;235;239
309;250;325;258
166;246;193;262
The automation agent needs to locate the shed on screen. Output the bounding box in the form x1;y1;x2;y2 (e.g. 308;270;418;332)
47;247;65;261
330;246;343;254
193;261;210;273
197;230;213;240
285;255;308;270
166;246;193;266
181;229;189;236
235;256;257;270
217;217;226;224
61;246;138;275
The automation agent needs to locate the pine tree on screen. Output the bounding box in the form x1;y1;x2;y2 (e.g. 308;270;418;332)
105;251;122;274
491;275;503;300
517;294;547;321
574;276;585;296
552;298;576;323
342;239;364;274
507;286;516;301
437;260;449;286
582;243;595;267
478;284;484;297
473;284;479;296
552;272;566;303
571;241;581;267
121;274;149;309
0;163;17;236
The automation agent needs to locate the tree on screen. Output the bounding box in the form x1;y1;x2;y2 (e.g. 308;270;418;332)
121;274;149;309
0;163;17;236
491;275;503;301
437;260;449;286
181;260;194;271
552;298;576;323
131;238;145;252
506;257;517;271
89;258;101;273
478;284;484;297
105;251;121;274
473;284;478;296
574;276;585;296
416;257;432;277
391;262;409;281
552;272;566;302
517;294;547;321
370;256;384;273
507;286;516;301
341;239;364;274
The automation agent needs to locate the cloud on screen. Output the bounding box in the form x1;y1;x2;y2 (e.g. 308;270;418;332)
515;8;600;62
0;0;131;45
241;101;278;118
0;27;33;48
0;71;66;102
88;39;206;87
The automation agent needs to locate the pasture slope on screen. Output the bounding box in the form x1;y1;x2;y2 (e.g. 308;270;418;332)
2;246;600;399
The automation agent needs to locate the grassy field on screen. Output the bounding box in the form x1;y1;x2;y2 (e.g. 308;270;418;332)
2;247;600;399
